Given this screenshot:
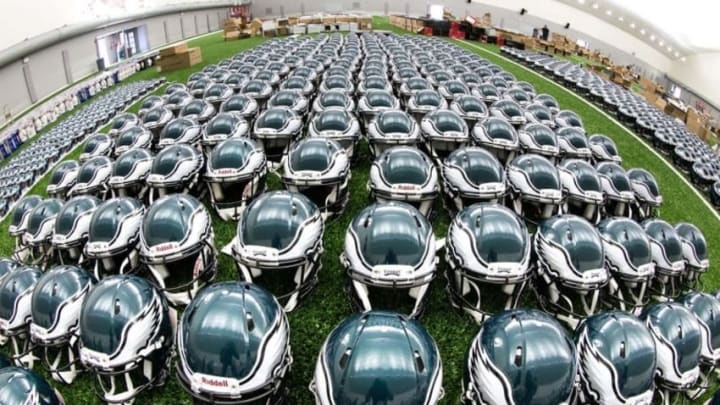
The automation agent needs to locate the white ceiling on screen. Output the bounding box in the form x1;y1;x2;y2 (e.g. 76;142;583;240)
557;0;720;60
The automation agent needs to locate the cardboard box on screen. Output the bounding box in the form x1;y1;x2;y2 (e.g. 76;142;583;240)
288;17;299;25
654;97;667;111
158;47;202;72
277;27;289;36
224;31;239;40
159;42;188;57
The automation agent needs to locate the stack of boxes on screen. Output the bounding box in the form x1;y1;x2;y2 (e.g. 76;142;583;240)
223;18;248;40
157;42;202;72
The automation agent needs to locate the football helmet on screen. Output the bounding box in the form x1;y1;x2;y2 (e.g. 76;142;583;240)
640;302;701;397
137;95;165;118
178;99;215;124
357;76;393;95
369;146;439;218
139;194;216;307
471;82;501;105
203;82;233;110
503;87;532;107
252;107;303;166
157;117;202;149
420;109;469;160
204;137;266;221
282;138;351;217
9;195;43;262
489;100;526;128
311;311;443;405
597;162;636;217
108;113;140;137
231;191;324;312
357;90;401;128
141;106;174;143
318;76;354;94
627;168;662;219
472;117;520;165
523;103;556;129
312;90;355;113
78;275;173;404
67;156;112;199
437;79;470;101
220;94;260;123
147;144;204;203
29;265;96;384
164;90;193;114
51;196;102;265
223;72;250;93
114;126;152;157
307;108;361;159
675;222;709;290
556;127;592;161
406;89;448;124
176;282;292;404
558;159;604;223
200;111;250;154
280;76;314;97
449;95;489;129
534;214;610;327
643;219;686;300
24;199;64;267
462;309;577;405
446;204;531;323
47;161;80;200
108;148;154;199
507;154;563;220
366;109;421;157
575;311;656;405
241;80;273;108
518;123;560;161
597;217;655;314
534;93;560;114
588;134;622;164
0;265;42;368
441;147;506;213
679;292;720;399
164;82;188;95
267;90;309;116
79;133;114;163
0;367;65;404
84;197;145;279
254;69;281;88
555;110;585;133
342;202;437;318
398;77;433;104
189;78;212;98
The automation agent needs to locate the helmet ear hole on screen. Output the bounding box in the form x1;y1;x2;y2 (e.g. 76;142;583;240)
619;341;626;359
514;346;523;367
413;351;425;373
246;312;255;332
339;349;351;369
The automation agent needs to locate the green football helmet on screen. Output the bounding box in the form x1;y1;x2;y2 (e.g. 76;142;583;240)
9;195;43;262
596;162;636;218
307;108;361;159
51;196;102;265
24;199;64;267
139;194;217;307
46;161;80;200
29;265;97;384
643;219;685;299
108;113;140;137
627;168;662;219
446;203;532;323
204;137;267;221
108;148;154;200
558;159;604;223
84;197;145;279
420;109;470;160
679;292;720;399
178;99;215;124
342;202;438;318
463;309;577;404
113;126;152;157
231;191;324;312
0;353;8;369
0;367;65;405
641;302;701;397
675;222;709;290
78;275;173;404
199;111;250;154
472;117;520;165
366;109;421;157
79;133;114;163
252;107;303;166
0;265;43;368
219;94;259;122
311;311;443;404
176;282;291;403
534;214;609;327
147;144;204;203
157;117;202;149
575;311;656;404
68;156;113;199
441;146;507;213
507;153;563;221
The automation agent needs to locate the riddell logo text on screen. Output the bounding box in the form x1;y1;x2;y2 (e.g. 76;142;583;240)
201;377;229;387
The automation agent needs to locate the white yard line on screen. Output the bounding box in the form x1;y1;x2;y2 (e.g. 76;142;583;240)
456;39;720;223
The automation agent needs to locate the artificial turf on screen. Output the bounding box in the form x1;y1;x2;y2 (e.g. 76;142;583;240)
0;16;718;404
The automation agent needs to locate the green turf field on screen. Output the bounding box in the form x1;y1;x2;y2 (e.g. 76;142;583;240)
1;16;718;404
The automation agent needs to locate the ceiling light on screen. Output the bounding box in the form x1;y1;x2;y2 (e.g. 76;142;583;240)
674;52;680;57
649;34;654;40
681;57;686;62
659;40;665;46
577;0;585;3
668;46;673;52
592;3;599;9
618;16;624;21
606;10;612;15
630;22;635;28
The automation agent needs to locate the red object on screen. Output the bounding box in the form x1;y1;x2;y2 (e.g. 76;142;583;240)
496;37;504;46
424;27;433;36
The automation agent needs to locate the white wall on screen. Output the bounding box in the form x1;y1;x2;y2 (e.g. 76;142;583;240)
668;53;720;110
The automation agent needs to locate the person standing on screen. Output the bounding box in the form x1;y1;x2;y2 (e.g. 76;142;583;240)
541;25;550;40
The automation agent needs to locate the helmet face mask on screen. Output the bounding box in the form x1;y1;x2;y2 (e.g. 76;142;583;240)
342;202;437;318
282;138;351;218
140;195;218;307
231;191;324;312
30;265;97;384
446;204;531;323
205;138;267;221
78;275;173;404
176;282;292;404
